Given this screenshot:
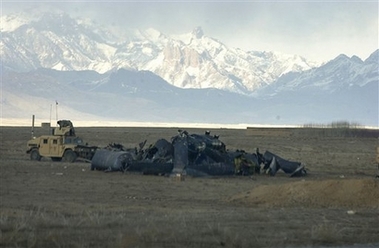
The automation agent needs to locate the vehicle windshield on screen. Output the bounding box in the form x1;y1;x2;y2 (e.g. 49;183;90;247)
64;137;84;144
74;137;83;144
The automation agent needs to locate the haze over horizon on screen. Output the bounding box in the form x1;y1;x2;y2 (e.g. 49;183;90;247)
2;0;378;63
1;1;377;128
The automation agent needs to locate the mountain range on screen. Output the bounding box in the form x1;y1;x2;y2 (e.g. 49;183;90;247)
1;10;378;126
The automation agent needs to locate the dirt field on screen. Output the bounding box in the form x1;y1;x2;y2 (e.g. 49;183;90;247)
1;126;378;248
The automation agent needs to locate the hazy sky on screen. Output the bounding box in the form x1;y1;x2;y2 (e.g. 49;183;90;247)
2;0;378;62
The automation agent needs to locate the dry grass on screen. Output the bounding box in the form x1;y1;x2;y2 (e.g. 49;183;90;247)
311;222;343;244
1;202;379;248
1;126;379;247
0;209;279;248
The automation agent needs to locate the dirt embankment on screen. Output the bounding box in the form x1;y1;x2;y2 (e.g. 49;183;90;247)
230;178;379;208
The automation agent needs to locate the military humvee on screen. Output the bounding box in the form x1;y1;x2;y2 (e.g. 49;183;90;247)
26;120;97;162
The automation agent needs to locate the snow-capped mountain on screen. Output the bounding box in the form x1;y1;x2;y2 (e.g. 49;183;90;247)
2;50;377;126
1;11;319;94
250;51;378;126
1;10;377;126
254;49;379;97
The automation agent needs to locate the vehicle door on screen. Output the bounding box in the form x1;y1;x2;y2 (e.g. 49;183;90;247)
49;138;60;156
38;137;50;156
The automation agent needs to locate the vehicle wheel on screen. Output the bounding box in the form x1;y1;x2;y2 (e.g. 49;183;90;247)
51;157;62;162
63;150;77;163
30;149;41;161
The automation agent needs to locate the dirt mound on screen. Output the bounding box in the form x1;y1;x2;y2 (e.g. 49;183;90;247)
231;178;379;208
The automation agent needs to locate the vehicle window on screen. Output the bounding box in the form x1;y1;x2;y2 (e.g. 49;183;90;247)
65;138;71;144
53;139;57;144
43;139;48;144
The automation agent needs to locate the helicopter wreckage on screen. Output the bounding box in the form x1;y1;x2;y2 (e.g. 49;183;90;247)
90;130;307;177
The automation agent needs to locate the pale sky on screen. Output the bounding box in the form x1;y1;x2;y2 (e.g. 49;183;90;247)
2;0;378;62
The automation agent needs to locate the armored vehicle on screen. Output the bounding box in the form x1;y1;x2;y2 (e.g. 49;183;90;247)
26;120;97;162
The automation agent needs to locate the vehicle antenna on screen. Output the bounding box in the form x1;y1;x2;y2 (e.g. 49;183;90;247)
31;114;35;138
55;101;59;126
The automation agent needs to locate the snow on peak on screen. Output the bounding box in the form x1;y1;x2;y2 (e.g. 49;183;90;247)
169;27;205;45
1;6;66;32
192;26;204;39
1;10;340;95
1;14;29;32
136;28;165;42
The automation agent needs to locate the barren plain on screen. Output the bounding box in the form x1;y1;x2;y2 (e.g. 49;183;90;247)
0;126;378;248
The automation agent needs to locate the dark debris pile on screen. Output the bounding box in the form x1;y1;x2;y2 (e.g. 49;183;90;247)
91;130;306;177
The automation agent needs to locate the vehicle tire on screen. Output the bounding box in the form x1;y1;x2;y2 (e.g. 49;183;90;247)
51;157;62;162
63;150;77;163
30;149;41;161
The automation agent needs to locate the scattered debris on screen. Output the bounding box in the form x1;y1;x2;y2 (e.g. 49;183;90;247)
90;129;307;177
